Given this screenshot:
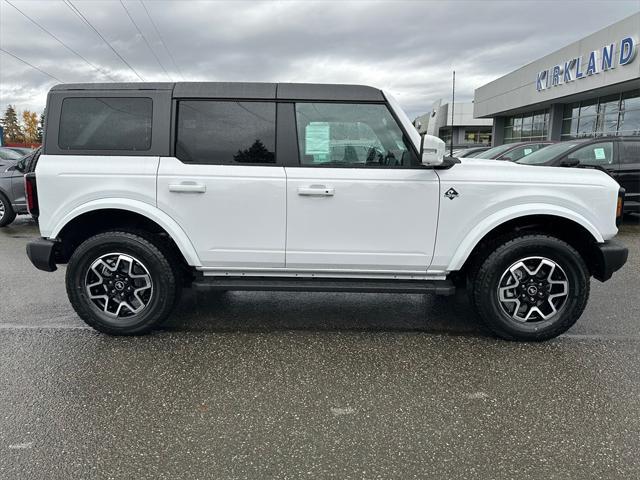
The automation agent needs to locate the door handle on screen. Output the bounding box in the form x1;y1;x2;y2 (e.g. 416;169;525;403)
169;182;206;193
297;185;335;196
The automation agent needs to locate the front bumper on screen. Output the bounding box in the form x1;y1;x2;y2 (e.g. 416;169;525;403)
26;238;58;272
592;240;628;282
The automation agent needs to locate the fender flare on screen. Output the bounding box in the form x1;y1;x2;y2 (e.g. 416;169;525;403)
446;203;604;271
49;198;202;267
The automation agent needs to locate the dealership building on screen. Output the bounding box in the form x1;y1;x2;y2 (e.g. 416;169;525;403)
474;12;640;146
413;100;493;146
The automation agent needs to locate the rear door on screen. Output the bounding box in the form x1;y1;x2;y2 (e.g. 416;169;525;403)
284;102;439;273
157;100;286;269
618;138;640;211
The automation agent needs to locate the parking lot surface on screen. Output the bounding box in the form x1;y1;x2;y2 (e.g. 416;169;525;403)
1;216;639;479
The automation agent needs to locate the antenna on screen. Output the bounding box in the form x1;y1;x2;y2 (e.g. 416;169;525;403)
450;70;455;157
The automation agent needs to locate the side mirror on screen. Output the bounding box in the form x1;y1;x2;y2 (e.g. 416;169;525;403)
420;134;445;166
560;157;580;167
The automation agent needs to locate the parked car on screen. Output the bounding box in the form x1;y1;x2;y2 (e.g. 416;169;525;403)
26;82;627;341
0;158;28;227
517;136;640;214
452;146;491;158
471;141;554;161
0;147;23;163
6;146;34;156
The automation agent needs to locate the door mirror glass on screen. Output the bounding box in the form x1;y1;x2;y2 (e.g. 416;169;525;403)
420;134;445;166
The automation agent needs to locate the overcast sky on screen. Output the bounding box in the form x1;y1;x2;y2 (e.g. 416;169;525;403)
1;0;638;119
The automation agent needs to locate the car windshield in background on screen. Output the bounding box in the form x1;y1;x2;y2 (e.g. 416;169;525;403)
0;148;23;161
463;149;489;158
517;143;579;165
473;143;514;159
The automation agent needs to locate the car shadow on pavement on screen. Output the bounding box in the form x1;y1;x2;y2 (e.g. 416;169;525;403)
163;288;488;337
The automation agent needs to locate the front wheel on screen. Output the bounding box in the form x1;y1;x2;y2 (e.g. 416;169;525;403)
470;234;590;341
66;231;180;335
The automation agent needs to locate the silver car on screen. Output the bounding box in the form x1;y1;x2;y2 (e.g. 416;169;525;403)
0;151;30;227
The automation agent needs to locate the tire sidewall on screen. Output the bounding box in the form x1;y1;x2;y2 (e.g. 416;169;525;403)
66;233;176;334
0;193;16;227
476;236;589;340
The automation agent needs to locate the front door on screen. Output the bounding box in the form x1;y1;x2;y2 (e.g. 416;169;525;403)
285;102;440;273
157;100;286;269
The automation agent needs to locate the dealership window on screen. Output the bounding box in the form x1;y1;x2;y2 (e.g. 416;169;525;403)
503;110;549;143
58;97;152;151
464;128;492;144
561;90;640;139
176;101;276;164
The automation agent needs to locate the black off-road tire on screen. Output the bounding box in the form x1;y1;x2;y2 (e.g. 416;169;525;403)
469;234;590;341
0;193;16;227
66;231;180;335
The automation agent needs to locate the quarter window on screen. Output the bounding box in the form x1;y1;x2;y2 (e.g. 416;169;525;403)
176;101;276;164
59;97;152;151
295;103;416;167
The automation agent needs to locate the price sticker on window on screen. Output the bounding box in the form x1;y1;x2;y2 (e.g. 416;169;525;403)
524;148;533;155
305;122;330;155
594;148;606;161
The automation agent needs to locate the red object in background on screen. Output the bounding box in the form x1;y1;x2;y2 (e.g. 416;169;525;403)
5;142;41;148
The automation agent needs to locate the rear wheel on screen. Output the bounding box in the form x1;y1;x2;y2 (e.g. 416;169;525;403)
0;193;16;227
470;234;590;341
66;231;180;335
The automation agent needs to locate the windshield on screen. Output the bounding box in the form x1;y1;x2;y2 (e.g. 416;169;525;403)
473;143;514;159
516;142;579;165
0;148;22;161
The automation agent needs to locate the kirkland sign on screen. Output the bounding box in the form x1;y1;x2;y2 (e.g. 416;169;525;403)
536;37;637;92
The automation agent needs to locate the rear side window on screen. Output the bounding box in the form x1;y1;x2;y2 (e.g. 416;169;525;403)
58;97;152;151
620;140;640;164
176;101;276;164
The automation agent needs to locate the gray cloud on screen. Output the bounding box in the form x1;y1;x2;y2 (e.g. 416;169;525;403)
1;0;638;118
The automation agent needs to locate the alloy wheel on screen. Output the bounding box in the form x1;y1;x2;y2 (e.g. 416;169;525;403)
84;253;153;318
497;256;569;322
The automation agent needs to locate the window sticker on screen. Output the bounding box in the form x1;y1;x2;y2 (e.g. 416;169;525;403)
305;122;330;155
594;148;606;160
524;148;533;155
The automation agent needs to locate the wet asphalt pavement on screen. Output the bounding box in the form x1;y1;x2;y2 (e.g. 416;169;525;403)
1;216;639;479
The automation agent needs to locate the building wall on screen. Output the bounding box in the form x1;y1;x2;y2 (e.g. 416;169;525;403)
474;12;640;119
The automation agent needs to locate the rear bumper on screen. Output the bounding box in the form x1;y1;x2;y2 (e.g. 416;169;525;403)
26;238;58;272
592;240;628;282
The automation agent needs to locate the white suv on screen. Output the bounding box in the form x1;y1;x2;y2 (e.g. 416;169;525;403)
25;82;628;340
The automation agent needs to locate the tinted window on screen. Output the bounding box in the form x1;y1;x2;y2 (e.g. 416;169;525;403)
295;103;415;167
569;142;614;166
517;142;578;165
620;140;640;164
176;101;276;164
59;97;152;151
500;143;548;161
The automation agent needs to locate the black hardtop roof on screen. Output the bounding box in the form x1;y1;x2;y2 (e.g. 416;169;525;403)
50;82;385;101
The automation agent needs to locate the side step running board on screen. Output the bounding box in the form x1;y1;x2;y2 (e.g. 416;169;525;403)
192;277;455;295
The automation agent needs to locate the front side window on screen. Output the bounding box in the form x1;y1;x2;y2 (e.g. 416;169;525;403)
176;101;276;164
568;142;614;166
295;103;415;167
59;97;152;151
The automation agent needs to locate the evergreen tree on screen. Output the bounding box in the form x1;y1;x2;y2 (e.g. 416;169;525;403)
1;105;23;143
36;110;45;143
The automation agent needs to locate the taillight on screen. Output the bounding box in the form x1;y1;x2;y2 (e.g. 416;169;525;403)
24;172;39;217
616;188;625;227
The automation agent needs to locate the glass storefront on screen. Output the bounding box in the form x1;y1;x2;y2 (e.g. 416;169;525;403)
561;89;640;139
503;110;549;143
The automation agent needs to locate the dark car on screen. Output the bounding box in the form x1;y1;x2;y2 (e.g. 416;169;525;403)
517;136;640;214
453;146;491;158
472;141;554;162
